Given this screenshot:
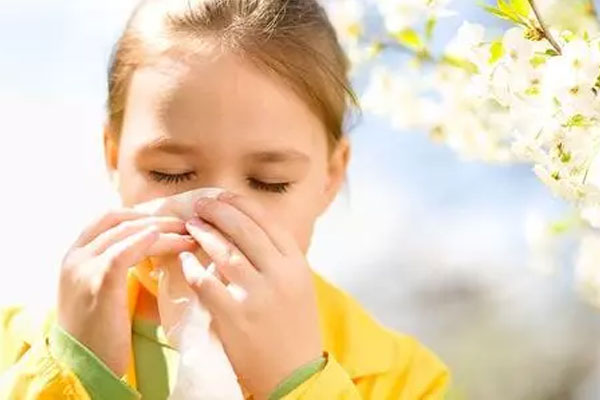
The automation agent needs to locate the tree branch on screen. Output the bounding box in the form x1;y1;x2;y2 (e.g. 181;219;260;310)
527;0;562;54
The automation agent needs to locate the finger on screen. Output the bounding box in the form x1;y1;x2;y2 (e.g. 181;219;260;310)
146;233;198;256
218;248;263;291
88;216;187;255
186;217;261;288
101;226;160;278
179;252;235;317
218;192;298;256
74;208;148;248
184;217;230;284
194;198;280;271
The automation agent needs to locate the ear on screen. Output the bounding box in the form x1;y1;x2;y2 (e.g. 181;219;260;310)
103;124;120;191
317;136;351;216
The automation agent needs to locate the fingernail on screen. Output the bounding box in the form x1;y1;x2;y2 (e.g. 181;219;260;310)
186;217;207;229
180;252;207;284
218;191;236;201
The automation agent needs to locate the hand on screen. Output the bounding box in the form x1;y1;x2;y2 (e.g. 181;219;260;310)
57;208;197;375
181;192;323;399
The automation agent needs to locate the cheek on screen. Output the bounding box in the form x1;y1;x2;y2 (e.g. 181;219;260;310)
267;190;323;254
115;164;148;207
278;168;329;252
115;157;169;207
273;210;315;254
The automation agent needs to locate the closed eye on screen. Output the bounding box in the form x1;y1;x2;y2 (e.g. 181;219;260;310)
247;177;291;194
148;171;291;193
148;171;196;184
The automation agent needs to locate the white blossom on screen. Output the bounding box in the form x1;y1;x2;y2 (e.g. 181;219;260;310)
444;22;487;66
377;0;455;33
325;0;365;43
361;66;432;130
334;0;600;305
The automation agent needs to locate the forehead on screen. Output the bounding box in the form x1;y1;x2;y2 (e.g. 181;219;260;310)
120;50;327;155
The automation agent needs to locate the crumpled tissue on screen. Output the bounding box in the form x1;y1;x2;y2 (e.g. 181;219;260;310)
132;187;245;400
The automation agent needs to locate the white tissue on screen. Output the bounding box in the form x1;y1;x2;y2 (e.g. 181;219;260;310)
168;295;242;400
134;187;244;400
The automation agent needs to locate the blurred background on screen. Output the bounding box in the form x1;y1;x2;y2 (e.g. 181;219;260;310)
1;0;599;398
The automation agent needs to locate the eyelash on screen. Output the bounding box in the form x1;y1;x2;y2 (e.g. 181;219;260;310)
148;171;291;193
149;171;196;184
247;178;291;193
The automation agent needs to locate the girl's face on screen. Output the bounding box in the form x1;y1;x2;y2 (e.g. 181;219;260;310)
104;50;350;253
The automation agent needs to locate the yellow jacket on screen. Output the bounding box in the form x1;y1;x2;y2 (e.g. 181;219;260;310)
0;272;449;399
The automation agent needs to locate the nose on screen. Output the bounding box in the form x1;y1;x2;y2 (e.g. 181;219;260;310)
191;175;241;197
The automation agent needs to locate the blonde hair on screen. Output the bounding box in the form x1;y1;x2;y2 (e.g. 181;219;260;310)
106;0;359;152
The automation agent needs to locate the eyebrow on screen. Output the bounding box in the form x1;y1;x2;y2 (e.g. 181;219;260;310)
246;149;309;163
138;137;196;156
138;137;309;163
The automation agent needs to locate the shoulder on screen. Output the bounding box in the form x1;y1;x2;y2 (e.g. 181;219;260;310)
0;304;56;371
311;271;449;392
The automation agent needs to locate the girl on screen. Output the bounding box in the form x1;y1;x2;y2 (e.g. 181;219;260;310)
0;0;449;398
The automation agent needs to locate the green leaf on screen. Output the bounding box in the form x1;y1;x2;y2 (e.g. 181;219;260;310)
489;39;504;64
583;30;590;41
442;55;479;74
393;28;423;50
524;86;540;95
425;18;437;41
545;48;559;56
498;0;529;21
481;5;527;26
483;5;514;20
510;0;531;17
560;151;572;163
560;31;576;43
497;0;512;14
529;54;547;67
549;218;574;234
556;142;572;163
563;113;590;127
